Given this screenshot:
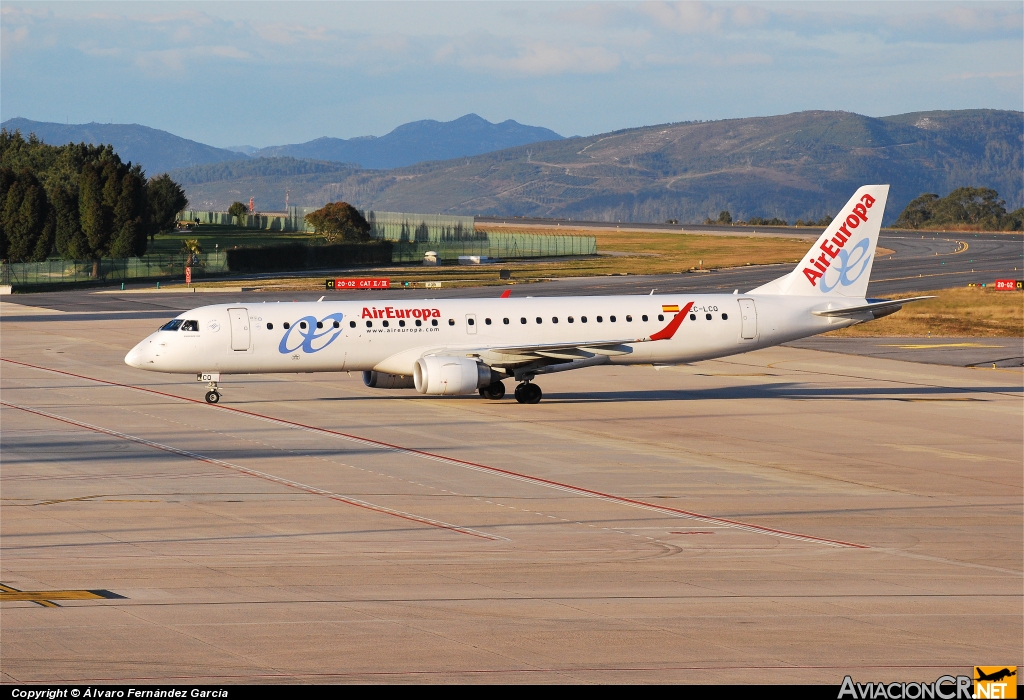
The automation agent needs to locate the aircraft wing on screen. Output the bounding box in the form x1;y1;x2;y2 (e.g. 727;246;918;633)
811;296;934;318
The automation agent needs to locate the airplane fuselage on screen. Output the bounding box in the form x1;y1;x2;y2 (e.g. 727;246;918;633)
125;293;857;376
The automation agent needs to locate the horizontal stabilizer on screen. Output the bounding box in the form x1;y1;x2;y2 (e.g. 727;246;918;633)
810;296;934;318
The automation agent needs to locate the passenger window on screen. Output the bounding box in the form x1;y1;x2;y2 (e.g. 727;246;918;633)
366;321;372;328
690;313;696;321
609;315;616;322
448;319;455;326
399;320;405;327
503;318;509;325
658;314;664;322
722;313;728;320
333;321;340;328
468;318;475;326
161;320;184;331
415;319;422;326
317;321;323;329
642;315;648;322
568;316;574;323
536;317;542;324
383;320;389;327
521;317;527;324
596;316;603;322
267;322;274;330
181;320;199;331
300;321;307;330
552;317;558;323
706;313;712;320
626;315;632;322
485;318;492;325
349;321;356;328
284;322;291;329
431;319;438;327
581;316;588;323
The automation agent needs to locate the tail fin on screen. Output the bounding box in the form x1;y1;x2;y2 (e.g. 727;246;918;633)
748;185;889;297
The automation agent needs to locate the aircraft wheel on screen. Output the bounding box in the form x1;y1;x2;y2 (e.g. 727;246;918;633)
525;383;542;404
205;390;220;404
479;381;505;400
515;383;542;404
514;384;528;404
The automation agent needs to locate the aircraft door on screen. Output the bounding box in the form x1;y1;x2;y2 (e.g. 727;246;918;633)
228;308;250;350
465;314;477;334
738;299;757;340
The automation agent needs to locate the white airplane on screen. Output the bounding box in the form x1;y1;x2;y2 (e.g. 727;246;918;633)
126;185;930;404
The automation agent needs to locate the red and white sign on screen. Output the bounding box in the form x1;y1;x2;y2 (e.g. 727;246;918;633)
185;267;192;286
994;279;1023;291
328;278;390;290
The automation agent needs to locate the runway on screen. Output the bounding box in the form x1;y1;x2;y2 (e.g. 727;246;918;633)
1;312;1020;683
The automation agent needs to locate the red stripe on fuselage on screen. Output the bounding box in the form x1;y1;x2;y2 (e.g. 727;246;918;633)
648;301;694;341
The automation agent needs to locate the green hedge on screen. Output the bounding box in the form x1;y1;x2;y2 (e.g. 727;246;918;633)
225;242;392;273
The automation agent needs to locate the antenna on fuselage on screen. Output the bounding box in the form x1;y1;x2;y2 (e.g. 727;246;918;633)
317;296;325;302
649;289;655;295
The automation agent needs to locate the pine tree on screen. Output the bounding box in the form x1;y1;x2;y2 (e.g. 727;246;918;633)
79;163;108;255
147;174;188;240
53;185;89;259
2;170;51;262
110;171;145;258
0;167;16;260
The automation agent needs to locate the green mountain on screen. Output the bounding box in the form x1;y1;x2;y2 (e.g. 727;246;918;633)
171;109;1024;223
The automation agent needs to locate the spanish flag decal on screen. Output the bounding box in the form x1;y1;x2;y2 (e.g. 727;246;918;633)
662;304;680;313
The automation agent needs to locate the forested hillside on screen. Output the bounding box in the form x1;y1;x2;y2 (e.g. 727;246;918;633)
174;109;1024;225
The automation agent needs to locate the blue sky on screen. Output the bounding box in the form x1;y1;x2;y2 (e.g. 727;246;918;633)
2;1;1021;147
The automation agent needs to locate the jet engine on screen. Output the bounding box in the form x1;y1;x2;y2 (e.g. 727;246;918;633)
413;356;501;395
363;370;416;389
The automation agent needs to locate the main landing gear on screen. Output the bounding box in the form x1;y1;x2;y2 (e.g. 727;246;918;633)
204;380;221;404
479;381;506;400
514;381;542;404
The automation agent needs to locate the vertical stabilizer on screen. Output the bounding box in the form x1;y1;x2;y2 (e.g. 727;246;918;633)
748;185;889;297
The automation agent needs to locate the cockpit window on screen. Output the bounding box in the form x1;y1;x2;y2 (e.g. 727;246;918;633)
160;320;184;331
181;320;199;332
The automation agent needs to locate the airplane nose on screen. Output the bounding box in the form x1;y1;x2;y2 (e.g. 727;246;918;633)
125;341;150;368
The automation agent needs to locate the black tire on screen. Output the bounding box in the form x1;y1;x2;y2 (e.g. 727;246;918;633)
479;381;505;400
525;383;542;404
514;384;528;404
205;391;220;404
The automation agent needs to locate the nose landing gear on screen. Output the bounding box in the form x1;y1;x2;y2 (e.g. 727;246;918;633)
514;381;542;404
204;380;221;404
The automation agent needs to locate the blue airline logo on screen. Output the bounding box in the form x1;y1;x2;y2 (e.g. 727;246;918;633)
279;313;345;354
819;238;871;292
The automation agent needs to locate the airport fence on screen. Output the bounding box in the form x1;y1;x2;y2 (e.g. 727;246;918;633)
1;253;229;287
178;208;476;237
389;232;596;263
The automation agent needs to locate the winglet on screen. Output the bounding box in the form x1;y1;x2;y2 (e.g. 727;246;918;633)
648;302;693;341
500;289;511;298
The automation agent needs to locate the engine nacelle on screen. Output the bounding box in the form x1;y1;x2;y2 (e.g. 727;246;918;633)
414;356;497;395
363;370;416;389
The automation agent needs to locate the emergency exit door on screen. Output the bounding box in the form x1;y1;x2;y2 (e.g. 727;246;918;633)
738;299;757;340
228;308;250;350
